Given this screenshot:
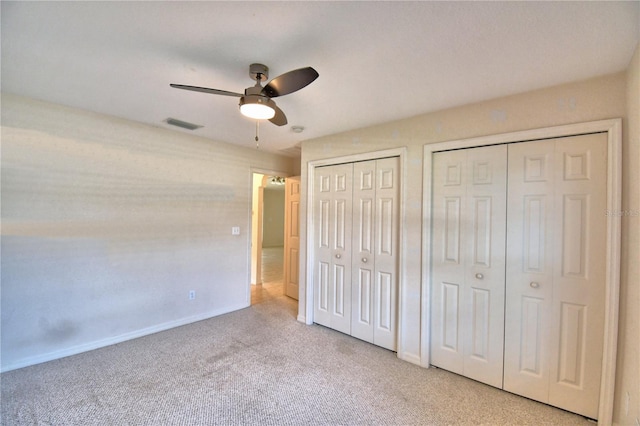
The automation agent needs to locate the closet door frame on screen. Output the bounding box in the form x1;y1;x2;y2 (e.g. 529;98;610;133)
421;119;621;425
305;147;407;355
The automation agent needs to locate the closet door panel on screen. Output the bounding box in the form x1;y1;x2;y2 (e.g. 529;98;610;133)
432;144;506;385
462;145;507;388
548;133;607;420
444;197;463;263
471;196;492;267
351;160;376;343
373;157;399;350
351;157;399;350
441;282;461;351
470;287;490;359
504;139;555;402
505;133;607;419
313;163;353;334
376;271;393;332
317;261;330;313
355;270;372;323
431;150;467;373
314;174;333;326
314;157;399;351
519;295;545;375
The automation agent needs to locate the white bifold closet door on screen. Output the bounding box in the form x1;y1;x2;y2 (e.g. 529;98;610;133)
503;133;607;420
430;145;507;388
313;157;399;351
431;133;607;420
313;163;354;335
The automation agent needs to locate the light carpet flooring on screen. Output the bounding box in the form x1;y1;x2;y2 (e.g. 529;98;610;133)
1;247;592;425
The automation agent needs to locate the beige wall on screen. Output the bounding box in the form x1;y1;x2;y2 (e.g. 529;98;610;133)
0;94;297;371
300;63;637;422
615;42;640;425
262;186;285;248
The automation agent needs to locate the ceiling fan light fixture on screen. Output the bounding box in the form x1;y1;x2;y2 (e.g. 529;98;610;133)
172;64;318;127
239;96;275;120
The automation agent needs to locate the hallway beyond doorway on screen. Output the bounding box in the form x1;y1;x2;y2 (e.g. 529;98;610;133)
251;246;284;305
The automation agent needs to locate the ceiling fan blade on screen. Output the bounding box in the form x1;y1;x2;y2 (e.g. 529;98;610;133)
269;104;287;126
261;67;319;98
170;84;243;97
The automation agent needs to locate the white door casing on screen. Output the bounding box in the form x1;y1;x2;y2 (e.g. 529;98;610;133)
430;145;507;388
249;167;292;306
254;183;265;285
284;177;301;300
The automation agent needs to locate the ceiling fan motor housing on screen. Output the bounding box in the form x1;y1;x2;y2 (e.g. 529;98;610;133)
249;63;269;82
239;95;275;108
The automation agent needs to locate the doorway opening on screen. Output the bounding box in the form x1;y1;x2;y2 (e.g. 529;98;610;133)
250;173;286;305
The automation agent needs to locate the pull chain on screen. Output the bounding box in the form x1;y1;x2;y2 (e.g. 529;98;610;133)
255;121;260;149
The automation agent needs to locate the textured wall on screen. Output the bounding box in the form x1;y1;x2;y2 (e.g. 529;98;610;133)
1;94;295;371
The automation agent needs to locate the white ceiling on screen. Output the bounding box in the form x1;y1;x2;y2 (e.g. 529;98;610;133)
2;1;638;156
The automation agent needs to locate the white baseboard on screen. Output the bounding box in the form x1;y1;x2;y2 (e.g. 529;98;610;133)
1;303;248;373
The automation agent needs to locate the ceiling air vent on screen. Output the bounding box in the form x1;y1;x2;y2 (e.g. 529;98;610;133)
164;117;203;131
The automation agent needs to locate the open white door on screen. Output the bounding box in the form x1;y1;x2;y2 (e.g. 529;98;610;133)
284;176;301;300
251;173;265;286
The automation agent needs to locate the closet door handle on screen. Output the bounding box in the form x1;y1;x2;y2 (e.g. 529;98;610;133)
335;254;341;259
530;281;540;289
362;258;368;263
475;273;484;280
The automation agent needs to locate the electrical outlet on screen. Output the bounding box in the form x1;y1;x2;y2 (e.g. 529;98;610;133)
189;290;196;300
231;226;240;235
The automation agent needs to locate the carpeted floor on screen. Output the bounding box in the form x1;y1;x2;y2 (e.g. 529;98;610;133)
1;257;592;425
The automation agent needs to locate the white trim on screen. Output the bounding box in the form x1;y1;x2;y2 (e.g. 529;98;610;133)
304;147;408;358
600;119;622;426
421;119;621;425
0;302;249;373
247;167;292;306
250;167;293;178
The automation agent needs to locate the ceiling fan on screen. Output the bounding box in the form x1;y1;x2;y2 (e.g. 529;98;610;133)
170;63;319;127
